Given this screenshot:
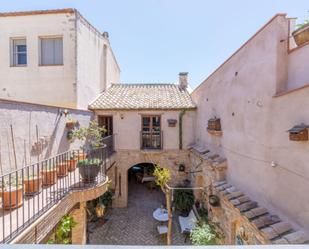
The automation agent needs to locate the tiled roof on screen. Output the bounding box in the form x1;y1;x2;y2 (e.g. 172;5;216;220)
89;83;196;110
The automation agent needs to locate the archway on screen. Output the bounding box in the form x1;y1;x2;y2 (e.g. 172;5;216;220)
127;162;165;208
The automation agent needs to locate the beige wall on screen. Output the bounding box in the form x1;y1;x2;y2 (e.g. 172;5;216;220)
0;12;77;108
191;15;309;233
95;110;195;150
0;11;121;110
76;14;120;109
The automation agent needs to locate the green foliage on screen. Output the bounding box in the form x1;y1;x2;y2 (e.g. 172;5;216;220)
173;187;195;214
296;19;309;29
190;223;217;246
52;215;77;244
71;120;106;149
153;165;171;189
77;158;102;167
99;189;113;208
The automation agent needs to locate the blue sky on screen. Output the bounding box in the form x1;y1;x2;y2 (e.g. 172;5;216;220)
1;0;308;89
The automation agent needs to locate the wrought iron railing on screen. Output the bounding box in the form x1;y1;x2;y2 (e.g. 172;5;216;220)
140;131;163;150
0;135;115;243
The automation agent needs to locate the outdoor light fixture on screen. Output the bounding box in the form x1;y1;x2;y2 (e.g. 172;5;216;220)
271;161;277;168
59;108;69;117
178;163;185;172
120;113;124;119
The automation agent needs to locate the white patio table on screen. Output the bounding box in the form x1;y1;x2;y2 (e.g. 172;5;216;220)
153;208;168;222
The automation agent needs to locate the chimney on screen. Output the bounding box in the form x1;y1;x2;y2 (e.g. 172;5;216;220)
102;31;109;39
179;72;188;90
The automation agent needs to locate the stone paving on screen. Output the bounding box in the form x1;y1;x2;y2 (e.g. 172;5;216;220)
88;180;191;245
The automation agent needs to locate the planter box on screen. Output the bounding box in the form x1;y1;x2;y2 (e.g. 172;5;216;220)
41;169;57;186
293;23;309;46
208;118;221;131
0;186;24;210
24;177;42;195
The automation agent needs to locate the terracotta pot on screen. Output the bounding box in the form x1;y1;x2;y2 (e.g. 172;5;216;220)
24;177;42;195
293;23;309;46
66;121;75;130
41;169;57;186
67;159;77;172
77;153;86;161
56;163;68;177
0;186;24;210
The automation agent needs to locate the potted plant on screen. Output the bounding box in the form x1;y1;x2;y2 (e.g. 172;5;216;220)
66;155;77;172
23;174;42;195
95;189;113;217
0;179;24;210
56;162;68;177
71;120;106;151
173;185;195;215
77;158;102;183
66;118;77;130
293;19;309;46
41;167;57;186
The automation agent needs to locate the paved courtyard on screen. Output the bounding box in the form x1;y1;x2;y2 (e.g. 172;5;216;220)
88;179;191;245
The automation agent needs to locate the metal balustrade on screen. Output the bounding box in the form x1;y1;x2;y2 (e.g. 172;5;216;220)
0;135;115;243
140;131;163;150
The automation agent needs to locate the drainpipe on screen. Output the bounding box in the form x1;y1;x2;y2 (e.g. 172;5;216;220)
179;110;186;150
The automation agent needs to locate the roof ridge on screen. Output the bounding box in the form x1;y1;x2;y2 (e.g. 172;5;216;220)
0;8;75;17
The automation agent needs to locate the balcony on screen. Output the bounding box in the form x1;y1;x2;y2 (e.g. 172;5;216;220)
140;131;163;150
0;135;115;243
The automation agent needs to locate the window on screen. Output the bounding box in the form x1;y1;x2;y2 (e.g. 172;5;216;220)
98;116;113;137
40;37;63;65
11;39;27;66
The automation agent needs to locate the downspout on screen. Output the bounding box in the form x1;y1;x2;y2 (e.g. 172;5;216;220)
179;110;186;150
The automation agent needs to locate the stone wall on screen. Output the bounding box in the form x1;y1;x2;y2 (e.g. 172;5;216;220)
189;147;308;245
111;149;193;208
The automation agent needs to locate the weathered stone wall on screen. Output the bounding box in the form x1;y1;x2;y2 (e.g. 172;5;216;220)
111;149;192;208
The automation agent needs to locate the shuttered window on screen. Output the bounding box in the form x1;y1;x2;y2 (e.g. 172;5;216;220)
40;37;63;65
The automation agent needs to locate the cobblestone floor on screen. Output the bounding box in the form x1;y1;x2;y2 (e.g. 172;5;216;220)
88;179;190;245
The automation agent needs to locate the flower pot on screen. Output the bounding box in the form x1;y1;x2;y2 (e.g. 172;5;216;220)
56;163;68;177
209;195;220;207
24;177;42;195
76;153;86;161
41;169;57;186
293;23;309;46
67;159;77;172
0;185;24;210
95;203;106;218
66;121;76;130
77;162;101;183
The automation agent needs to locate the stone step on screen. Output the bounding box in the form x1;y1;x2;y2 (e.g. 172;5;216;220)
244;207;268;219
225;191;244;200
261;222;292;240
252;214;281;229
283;231;309;244
237;201;258;212
230;195;251;206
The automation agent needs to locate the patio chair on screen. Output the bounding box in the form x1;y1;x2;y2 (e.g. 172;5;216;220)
178;209;197;242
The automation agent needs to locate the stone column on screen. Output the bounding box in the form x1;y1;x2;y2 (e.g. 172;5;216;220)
71;202;87;245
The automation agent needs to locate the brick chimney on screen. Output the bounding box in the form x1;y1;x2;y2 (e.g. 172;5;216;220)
179;72;188;90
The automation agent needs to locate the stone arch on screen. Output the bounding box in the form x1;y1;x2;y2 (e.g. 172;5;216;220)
113;151;191;207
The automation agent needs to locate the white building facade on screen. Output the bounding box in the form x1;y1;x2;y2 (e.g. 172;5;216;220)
0;9;120;109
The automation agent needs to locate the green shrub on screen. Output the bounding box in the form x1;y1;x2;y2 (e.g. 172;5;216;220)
77;158;101;166
173;187;194;214
190;223;216;245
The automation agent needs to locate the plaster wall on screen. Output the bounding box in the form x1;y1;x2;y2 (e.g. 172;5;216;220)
287;44;309;90
191;15;309;233
0;99;93;174
76;15;120;109
0;13;76;108
94;110;195;150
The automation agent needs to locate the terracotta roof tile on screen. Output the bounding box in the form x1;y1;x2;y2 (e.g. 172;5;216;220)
89;83;196;110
